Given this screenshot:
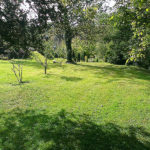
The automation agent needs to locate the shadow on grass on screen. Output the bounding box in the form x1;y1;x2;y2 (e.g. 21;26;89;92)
61;76;82;82
0;109;150;150
10;81;30;86
8;60;150;82
77;63;150;81
14;60;67;70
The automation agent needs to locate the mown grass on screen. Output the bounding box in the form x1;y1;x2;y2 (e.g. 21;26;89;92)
0;59;150;150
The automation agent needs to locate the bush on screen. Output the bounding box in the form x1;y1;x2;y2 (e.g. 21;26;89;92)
0;54;8;60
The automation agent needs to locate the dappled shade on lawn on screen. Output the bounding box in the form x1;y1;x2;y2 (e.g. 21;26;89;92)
61;76;82;82
0;109;150;150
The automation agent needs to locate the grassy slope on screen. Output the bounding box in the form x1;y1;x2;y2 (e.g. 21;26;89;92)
0;59;150;150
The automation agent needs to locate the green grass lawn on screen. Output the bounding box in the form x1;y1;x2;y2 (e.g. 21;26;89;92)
0;59;150;150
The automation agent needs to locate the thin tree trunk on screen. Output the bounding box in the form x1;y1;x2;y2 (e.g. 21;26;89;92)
65;31;73;63
44;66;47;74
44;57;47;74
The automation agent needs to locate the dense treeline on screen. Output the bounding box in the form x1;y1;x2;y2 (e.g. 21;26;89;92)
102;0;150;68
0;0;150;68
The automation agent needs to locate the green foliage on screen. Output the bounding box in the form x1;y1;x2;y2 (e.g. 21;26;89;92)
0;0;48;59
26;0;99;62
95;10;132;65
0;0;29;58
32;51;45;61
0;0;149;68
72;37;96;61
114;0;150;68
129;0;150;68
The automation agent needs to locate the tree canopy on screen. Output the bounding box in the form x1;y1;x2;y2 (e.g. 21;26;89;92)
0;0;150;68
25;0;101;62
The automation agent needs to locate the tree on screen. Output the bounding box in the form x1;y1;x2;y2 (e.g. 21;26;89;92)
114;0;150;68
26;0;100;63
32;34;54;74
0;0;45;58
0;0;28;57
11;60;23;84
128;0;150;68
105;6;134;64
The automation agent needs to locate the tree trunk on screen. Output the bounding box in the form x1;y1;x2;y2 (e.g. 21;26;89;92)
65;31;73;63
44;57;47;74
78;53;80;62
44;66;47;74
